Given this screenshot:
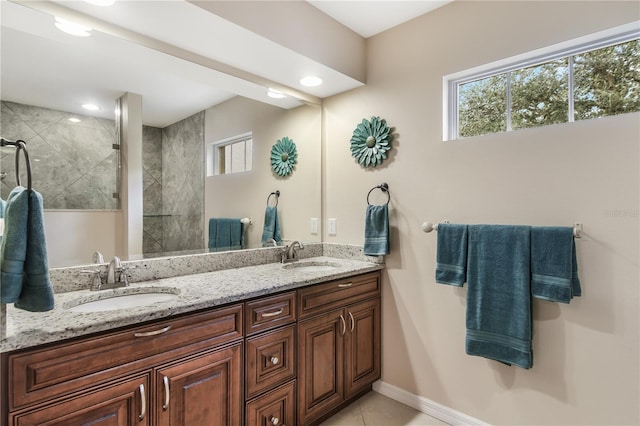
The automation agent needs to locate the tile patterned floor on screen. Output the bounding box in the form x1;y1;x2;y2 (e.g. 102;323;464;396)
320;391;450;426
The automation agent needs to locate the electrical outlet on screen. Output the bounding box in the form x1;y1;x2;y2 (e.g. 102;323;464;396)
310;218;319;234
328;218;337;236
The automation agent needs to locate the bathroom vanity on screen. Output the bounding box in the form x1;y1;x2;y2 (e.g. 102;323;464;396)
0;252;382;426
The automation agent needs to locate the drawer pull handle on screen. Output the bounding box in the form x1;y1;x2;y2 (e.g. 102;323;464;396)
139;384;146;421
134;325;172;337
262;308;284;318
270;416;280;425
337;282;353;288
339;314;346;336
349;312;355;332
270;356;280;365
162;375;170;410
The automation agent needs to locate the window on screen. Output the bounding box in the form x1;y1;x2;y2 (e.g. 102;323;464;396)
444;22;640;140
206;132;253;176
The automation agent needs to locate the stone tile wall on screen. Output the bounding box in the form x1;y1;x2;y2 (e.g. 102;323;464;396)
142;125;163;254
160;112;204;253
0;101;118;209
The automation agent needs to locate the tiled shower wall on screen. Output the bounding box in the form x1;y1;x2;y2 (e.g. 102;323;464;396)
0;101;118;209
160;112;204;253
1;101;204;255
142;125;163;254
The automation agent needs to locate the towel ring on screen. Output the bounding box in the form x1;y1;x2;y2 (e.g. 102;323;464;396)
1;138;32;191
267;190;280;207
367;183;390;205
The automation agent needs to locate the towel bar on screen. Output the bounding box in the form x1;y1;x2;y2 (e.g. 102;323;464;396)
421;221;583;238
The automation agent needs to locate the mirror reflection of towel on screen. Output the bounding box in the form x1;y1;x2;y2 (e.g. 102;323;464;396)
208;218;243;252
261;206;281;246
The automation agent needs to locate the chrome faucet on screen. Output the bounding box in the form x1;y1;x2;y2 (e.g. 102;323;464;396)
281;241;304;263
107;256;122;284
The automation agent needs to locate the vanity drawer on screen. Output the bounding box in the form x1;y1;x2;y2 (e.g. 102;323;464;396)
297;271;381;319
8;304;243;410
246;325;296;399
245;292;296;336
246;380;296;426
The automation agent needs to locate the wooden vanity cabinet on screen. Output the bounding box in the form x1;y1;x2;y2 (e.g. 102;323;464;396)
2;270;382;426
297;272;381;425
4;304;244;426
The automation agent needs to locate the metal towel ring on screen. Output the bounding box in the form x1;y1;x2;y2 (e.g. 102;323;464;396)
367;183;390;205
267;190;280;207
1;138;32;191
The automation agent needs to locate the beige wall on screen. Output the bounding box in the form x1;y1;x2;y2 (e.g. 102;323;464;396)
323;2;639;424
204;97;322;249
44;211;120;267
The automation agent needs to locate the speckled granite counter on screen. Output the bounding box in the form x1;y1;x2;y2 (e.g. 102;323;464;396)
1;255;383;353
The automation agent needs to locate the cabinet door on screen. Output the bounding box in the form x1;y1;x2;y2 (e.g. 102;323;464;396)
10;375;150;426
297;309;345;425
344;298;381;399
155;343;242;426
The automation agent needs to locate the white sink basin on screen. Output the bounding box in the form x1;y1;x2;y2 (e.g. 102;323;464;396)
282;261;341;272
65;288;180;312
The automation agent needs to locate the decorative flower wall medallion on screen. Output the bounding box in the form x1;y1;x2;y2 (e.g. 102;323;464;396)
271;136;298;176
350;116;392;167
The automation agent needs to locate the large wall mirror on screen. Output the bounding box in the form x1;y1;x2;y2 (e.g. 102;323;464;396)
0;1;321;267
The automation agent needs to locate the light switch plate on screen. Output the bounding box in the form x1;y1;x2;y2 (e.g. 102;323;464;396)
328;218;337;236
310;218;319;234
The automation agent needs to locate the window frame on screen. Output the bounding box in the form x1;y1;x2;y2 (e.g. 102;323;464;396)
206;131;253;176
443;21;640;141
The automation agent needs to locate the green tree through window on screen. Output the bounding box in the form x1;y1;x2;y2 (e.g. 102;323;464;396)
456;39;639;138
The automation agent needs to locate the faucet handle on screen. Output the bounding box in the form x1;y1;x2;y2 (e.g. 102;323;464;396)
80;269;103;291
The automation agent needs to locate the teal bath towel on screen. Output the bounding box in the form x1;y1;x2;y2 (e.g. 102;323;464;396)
531;226;581;303
1;187;54;311
1;187;28;303
363;204;390;256
208;218;243;252
465;225;533;369
435;224;468;286
261;206;281;246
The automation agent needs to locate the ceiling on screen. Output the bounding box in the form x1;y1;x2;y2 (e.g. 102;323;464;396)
308;1;452;38
1;1;451;128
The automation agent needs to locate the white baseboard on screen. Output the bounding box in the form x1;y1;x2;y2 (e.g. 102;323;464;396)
372;381;489;426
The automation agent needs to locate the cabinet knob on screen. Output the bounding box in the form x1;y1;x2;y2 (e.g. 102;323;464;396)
270;356;279;365
269;416;280;425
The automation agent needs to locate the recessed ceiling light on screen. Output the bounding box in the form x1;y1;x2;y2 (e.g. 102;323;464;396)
300;76;323;87
54;17;92;37
82;103;99;111
68;117;81;123
267;89;286;99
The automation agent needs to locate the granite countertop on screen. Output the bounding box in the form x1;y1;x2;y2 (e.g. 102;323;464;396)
1;256;383;353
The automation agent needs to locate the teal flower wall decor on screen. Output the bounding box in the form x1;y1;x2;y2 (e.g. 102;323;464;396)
350;116;392;167
271;136;298;177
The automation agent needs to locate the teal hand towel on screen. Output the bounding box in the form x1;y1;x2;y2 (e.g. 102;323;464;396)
531;226;581;303
363;204;390;256
1;187;29;303
435;224;468;286
15;189;54;312
465;225;533;369
208;218;243;252
261;206;281;246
